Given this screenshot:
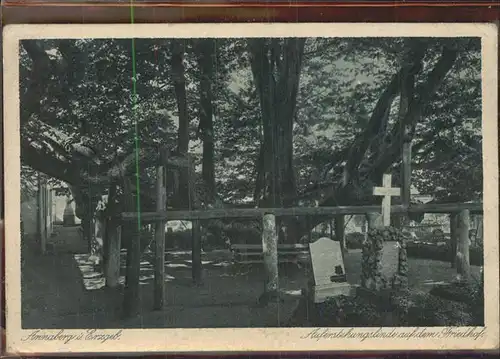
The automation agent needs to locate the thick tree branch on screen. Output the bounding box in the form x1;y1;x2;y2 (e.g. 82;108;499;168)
78;148;192;186
370;46;459;180
343;71;401;182
286;43;459;239
23;124;192;188
21;138;79;184
344;42;427;184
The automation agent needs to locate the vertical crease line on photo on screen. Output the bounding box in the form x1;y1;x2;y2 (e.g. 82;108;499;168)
130;0;143;325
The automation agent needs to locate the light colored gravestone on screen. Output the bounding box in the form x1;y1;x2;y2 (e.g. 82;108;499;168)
309;237;353;303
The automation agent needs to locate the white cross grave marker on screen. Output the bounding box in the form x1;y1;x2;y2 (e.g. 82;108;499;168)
373;174;401;227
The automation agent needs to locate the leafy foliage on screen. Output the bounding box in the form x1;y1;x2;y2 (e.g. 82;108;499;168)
20;37;482;215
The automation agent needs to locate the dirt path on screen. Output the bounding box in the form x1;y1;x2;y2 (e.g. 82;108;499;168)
21;229;480;329
22;226;305;328
21;226;123;328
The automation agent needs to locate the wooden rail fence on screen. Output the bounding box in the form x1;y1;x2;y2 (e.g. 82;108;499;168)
104;200;484;318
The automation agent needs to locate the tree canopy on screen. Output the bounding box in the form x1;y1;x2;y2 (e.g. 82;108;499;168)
20;36;482;226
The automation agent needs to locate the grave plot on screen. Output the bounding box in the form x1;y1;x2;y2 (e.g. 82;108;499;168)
288;175;484;328
290;233;484;327
114;195;484;327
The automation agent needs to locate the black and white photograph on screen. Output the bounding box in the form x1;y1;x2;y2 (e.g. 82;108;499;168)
3;23;498;353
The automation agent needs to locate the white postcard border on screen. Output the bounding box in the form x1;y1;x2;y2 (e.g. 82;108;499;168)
3;23;499;354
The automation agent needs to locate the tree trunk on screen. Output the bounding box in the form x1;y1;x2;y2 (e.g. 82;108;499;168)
71;184;103;254
37;175;48;254
75;190;100;256
154;166;166;309
103;183;120;287
102;183;116;269
335;216;346;254
171;39;190;206
104;225;122;288
196;39;216;203
249;38;305;209
397;45;416;228
122;176;142;318
248;39;306;245
82;212;93;253
450;213;458;268
398;46;416;208
191;219;203;284
92;212;105;266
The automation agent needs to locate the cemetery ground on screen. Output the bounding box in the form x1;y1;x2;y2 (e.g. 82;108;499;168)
22;225;483;329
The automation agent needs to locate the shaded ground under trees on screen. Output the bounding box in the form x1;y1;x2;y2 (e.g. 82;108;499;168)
21;226;482;328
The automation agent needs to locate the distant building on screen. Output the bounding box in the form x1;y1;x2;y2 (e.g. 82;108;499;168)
21;173;79;251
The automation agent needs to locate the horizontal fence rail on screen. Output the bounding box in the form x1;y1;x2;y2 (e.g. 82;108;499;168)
121;202;483;222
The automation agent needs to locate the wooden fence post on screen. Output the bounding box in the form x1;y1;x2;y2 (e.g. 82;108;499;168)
104;225;122;288
154;166;166;310
262;213;278;296
456;209;471;280
449;213;458;268
306;216;312;243
123;178;141;318
192;220;203;284
123;225;141;317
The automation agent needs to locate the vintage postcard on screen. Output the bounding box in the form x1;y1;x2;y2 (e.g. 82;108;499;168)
3;23;499;354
